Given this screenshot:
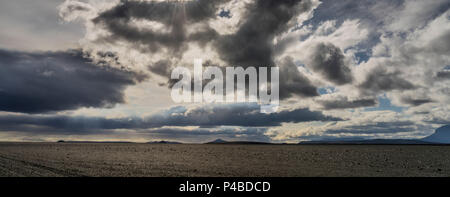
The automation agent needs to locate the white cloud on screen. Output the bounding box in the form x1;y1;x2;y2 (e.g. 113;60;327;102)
386;0;449;32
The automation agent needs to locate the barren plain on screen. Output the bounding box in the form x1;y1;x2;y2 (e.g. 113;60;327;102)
1;142;449;177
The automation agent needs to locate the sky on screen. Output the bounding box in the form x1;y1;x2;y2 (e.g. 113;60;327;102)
0;0;449;143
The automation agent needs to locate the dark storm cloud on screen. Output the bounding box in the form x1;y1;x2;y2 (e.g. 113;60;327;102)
308;43;353;85
0;114;112;134
437;70;450;79
93;0;227;55
215;0;314;67
92;0;312;66
0;103;340;134
0;49;147;114
359;67;416;94
279;57;318;99
91;0;319;100
148;60;172;77
318;98;377;110
95;0;314;64
400;97;434;106
154;103;340;127
167;55;319;100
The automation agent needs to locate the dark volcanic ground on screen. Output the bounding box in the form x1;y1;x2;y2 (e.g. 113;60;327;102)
0;142;449;177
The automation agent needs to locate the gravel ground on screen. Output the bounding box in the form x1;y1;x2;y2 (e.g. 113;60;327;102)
0;142;449;177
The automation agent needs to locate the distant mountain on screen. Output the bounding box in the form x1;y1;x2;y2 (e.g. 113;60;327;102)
423;125;450;143
147;140;182;144
206;139;272;145
207;139;228;144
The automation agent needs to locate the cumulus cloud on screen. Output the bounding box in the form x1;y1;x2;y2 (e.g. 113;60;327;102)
386;0;450;32
266;110;435;142
358;66;416;94
307;42;353;85
324;121;417;134
58;0;321;101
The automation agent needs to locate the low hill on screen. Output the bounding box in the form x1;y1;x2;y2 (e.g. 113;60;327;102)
56;140;134;144
147;141;182;144
205;139;272;145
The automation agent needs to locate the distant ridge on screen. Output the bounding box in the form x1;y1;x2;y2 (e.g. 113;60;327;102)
147;140;182;144
205;139;272;145
56;140;134;144
56;140;184;144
